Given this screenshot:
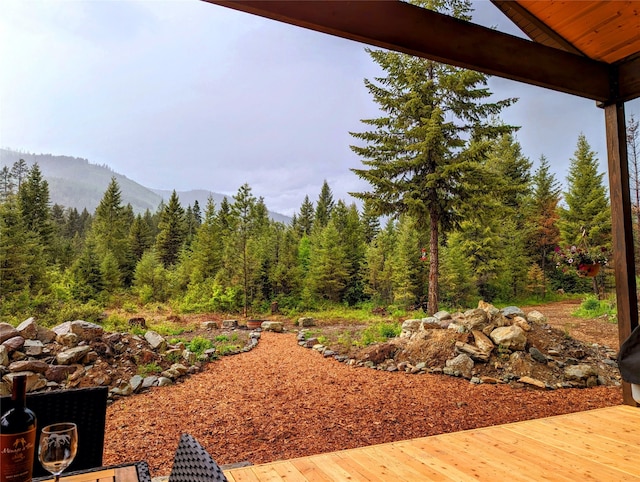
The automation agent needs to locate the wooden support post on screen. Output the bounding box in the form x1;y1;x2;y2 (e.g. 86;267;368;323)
604;102;639;406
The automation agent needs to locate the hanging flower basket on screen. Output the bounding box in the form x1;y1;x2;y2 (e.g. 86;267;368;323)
577;263;600;278
553;245;608;277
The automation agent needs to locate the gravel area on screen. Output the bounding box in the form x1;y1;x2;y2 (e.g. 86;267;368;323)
103;329;622;477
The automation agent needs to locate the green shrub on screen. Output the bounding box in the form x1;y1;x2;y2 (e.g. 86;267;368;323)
214;335;229;342
359;321;402;346
572;295;617;321
188;336;213;356
138;362;162;376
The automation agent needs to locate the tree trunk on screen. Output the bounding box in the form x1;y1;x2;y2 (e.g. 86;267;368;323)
428;212;439;315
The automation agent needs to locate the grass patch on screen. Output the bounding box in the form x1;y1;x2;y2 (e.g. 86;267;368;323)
138;362;162;376
187;336;214;356
358;320;402;346
572;295;617;321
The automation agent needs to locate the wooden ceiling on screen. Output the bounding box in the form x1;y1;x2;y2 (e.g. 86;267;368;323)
206;0;640;105
494;1;640;63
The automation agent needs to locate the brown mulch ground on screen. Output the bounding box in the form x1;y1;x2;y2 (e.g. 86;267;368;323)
103;301;623;477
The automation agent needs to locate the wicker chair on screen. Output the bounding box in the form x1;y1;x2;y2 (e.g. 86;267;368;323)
168;433;228;482
0;386;108;478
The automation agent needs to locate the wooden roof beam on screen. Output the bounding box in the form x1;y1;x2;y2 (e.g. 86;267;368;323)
206;0;623;102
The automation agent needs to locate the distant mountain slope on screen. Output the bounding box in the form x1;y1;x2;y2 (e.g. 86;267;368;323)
0;149;291;223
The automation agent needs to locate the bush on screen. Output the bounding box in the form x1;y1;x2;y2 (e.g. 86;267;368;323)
572;294;617;321
188;336;213;356
359;321;401;346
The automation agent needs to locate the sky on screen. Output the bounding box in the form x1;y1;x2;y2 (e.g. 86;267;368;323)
1;0;638;217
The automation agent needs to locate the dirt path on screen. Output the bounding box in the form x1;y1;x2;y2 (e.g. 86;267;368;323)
103;326;622;477
525;299;620;349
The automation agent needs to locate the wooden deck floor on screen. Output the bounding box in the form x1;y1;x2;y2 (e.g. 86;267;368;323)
224;405;640;481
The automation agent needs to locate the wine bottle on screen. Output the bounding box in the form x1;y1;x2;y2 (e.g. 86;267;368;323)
0;375;37;482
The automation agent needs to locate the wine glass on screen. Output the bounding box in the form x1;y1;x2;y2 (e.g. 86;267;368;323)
38;423;78;482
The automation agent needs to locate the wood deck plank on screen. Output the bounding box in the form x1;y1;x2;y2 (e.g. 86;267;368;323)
333;450;391;481
506;419;639;473
477;426;640;481
409;431;539;481
224;406;640;482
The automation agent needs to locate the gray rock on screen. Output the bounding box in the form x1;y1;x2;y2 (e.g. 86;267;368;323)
70;321;104;341
110;380;133;397
144;331;167;351
36;325;56;344
432;311;452;321
157;377;173;387
501;306;526;319
298;317;315;327
142;376;159;389
182;350;197;365
23;339;44;356
462;309;489;331
490;325;527;351
56;346;91;365
56;333;79;347
262;321;284;333
564;364;597;381
529;346;548;363
129;375;143;393
202;321;219;330
222;319;238;329
526;310;547;324
401;319;421;337
445;353;474;378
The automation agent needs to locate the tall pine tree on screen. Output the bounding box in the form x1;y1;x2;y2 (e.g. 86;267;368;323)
350;0;515;313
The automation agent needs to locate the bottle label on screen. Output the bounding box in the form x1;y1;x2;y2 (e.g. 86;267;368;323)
0;428;36;482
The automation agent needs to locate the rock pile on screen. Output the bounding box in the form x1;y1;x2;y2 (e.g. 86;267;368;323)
299;302;622;390
0;318;262;398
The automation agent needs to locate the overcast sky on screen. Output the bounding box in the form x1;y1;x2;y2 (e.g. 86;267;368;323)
1;0;638;217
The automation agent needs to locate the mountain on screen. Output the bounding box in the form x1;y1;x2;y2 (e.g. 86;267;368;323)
0;149;291;223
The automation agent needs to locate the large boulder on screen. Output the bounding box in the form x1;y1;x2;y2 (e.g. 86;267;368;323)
490;325;527;351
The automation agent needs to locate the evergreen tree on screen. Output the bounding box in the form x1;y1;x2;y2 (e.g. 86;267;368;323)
155;190;186;268
559;134;611;249
307;219;349;302
296;195;314;236
360;200;381;244
230;183;260;316
89;178;133;286
18;164;53;254
363;219;396;305
71;240;104;302
0;166;14;202
189;197;222;283
628;115;640;267
0;198;45;297
439;232;477;308
192;199;202;227
350;0;515;313
129;214;154;261
390;216;421;309
529;155;561;291
314;180;334;229
11;159;29;190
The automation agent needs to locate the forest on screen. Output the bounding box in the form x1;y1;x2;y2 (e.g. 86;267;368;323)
2;0;637;326
0;127;620;326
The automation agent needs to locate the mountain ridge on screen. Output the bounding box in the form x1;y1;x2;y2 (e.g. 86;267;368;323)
0;149;291;223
